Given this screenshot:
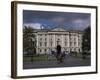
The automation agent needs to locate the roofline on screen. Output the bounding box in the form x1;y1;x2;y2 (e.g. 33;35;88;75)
33;30;83;34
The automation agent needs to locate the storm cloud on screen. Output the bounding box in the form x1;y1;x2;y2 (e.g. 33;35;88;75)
23;10;91;30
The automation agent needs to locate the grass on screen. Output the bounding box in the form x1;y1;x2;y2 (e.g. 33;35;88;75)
23;54;55;62
23;53;90;62
71;52;90;59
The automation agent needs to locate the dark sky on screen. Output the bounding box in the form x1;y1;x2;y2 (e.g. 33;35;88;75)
23;10;91;30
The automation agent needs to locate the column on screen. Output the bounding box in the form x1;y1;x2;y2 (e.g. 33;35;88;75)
47;34;49;53
53;34;55;48
47;34;49;47
69;33;71;53
61;35;64;51
36;34;38;54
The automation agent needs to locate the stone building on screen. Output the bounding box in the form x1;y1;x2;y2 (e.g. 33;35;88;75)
33;27;83;54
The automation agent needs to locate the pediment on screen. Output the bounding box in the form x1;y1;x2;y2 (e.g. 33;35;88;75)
51;27;66;31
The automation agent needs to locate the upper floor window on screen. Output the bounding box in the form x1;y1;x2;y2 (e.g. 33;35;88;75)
74;37;76;41
65;38;67;41
40;38;42;41
50;38;53;41
40;34;42;36
40;42;42;47
70;42;72;46
74;42;76;46
65;42;67;46
45;34;47;36
45;38;47;41
78;42;81;46
44;42;47;47
50;41;53;47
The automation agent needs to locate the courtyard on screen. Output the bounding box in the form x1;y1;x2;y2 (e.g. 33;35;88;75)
23;53;91;69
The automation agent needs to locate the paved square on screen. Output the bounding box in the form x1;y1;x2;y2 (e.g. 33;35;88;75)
23;55;91;69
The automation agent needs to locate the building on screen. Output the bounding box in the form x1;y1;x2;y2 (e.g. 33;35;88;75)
33;27;83;54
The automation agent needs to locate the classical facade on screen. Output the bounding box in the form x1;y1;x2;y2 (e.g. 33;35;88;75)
33;27;83;54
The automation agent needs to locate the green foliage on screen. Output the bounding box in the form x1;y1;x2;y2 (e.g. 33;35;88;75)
82;26;91;52
23;26;36;55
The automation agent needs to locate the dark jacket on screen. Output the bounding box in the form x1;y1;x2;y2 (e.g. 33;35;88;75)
56;45;61;54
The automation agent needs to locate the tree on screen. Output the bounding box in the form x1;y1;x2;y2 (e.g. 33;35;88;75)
23;26;36;55
82;26;91;53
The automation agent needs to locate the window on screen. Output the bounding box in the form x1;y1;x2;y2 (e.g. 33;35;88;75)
45;42;47;47
40;42;42;47
44;49;47;52
65;42;67;46
74;37;76;41
40;38;42;41
51;41;53;46
40;49;42;52
40;34;42;36
73;42;76;46
70;48;72;51
45;34;47;36
57;35;60;37
65;38;67;41
70;42;72;46
45;38;47;41
78;42;81;46
79;49;81;52
70;37;73;41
